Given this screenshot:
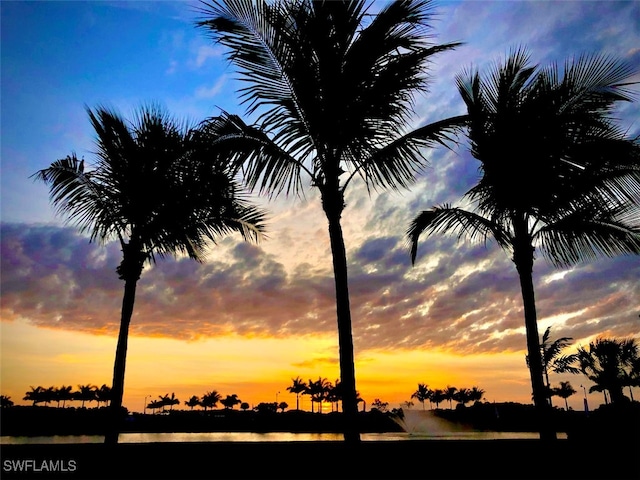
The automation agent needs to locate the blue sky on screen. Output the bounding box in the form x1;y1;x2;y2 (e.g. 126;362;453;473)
1;1;639;409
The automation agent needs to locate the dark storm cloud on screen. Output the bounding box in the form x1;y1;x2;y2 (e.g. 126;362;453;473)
1;222;638;354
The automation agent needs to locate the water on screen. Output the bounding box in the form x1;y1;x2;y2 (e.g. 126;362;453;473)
0;430;555;445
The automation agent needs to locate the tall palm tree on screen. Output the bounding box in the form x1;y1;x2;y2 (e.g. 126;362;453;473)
286;376;308;411
411;383;431;410
575;337;639;404
408;49;640;440
196;0;464;443
33;104;267;443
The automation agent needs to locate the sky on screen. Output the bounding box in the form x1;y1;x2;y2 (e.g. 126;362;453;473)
1;0;639;414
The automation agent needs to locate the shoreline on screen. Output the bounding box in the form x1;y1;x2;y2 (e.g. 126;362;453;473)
2;438;637;480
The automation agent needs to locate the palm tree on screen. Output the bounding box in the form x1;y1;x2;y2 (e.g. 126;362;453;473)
147;399;163;414
453;388;472;408
95;384;112;408
431;389;445;409
468;386;485;404
76;384;97;408
196;0;464;443
33;104;267;443
286;376;308;411
57;386;74;408
553;381;576;411
408;49;640;440
0;395;14;408
307;377;331;414
201;391;222;411
411;383;432;410
185;395;201;410
536;327;580;406
23;386;45;406
220;394;242;409
574;337;639;404
443;386;458;409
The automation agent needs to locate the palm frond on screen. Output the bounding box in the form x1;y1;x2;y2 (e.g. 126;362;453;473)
407;204;510;264
536;202;640;268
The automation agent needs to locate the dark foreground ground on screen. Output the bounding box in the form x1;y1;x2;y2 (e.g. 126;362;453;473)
1;438;638;480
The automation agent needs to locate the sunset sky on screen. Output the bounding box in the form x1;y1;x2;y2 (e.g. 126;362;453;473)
1;0;639;414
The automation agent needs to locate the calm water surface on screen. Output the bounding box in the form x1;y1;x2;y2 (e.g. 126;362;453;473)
1;431;562;444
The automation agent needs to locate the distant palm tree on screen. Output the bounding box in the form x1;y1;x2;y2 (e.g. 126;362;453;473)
33;104;267;444
147;399;163;414
197;0;464;443
220;394;242;410
431;389;445;409
76;384;97;408
575;337;639;404
443;386;458;410
57;386;74;408
185;395;201;410
553;381;576;411
201;391;222;411
408;49;640;440
23;386;45;406
468;386;485;404
307;377;331;414
411;384;432;410
453;388;472;407
95;384;112;408
0;395;14;408
287;377;308;411
535;327;580;406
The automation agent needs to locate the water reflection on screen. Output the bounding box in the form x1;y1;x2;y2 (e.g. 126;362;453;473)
1;430;562;444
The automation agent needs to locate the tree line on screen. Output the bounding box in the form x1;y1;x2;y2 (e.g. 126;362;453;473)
32;0;640;444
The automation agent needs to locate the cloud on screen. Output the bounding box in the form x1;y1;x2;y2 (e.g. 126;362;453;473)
5;215;637;360
195;75;228;99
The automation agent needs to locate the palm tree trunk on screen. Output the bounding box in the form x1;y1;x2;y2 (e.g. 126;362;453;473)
513;230;556;442
104;276;138;444
324;205;360;444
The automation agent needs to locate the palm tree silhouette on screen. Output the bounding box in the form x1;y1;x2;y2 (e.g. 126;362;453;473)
33;104;267;443
220;394;242;410
536;327;580;406
23;386;44;406
185;395;201;410
196;0;464;443
76;384;97;408
443;386;458;409
411;383;432;410
56;386;74;408
286;376;308;411
307;377;331;414
468;386;485;405
95;384;112;408
408;48;640;440
201;391;222;411
553;381;576;411
575;337;639;404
